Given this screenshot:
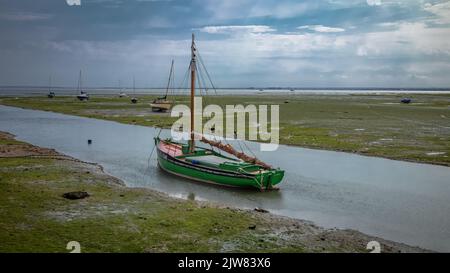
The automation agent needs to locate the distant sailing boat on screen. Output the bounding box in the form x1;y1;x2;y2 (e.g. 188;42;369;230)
118;80;127;97
131;76;138;103
47;75;55;98
150;60;174;112
154;34;284;190
76;70;89;101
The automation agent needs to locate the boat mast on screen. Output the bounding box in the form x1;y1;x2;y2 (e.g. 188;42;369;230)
189;33;196;152
48;75;52;93
78;70;82;93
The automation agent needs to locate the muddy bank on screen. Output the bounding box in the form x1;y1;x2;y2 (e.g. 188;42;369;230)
0;131;429;252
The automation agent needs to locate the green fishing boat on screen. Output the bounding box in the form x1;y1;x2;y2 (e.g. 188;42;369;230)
155;34;284;190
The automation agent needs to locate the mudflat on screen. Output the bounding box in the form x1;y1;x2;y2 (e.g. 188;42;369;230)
1;93;449;166
0;131;428;252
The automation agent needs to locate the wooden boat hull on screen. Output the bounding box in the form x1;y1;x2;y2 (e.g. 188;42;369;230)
150;102;172;112
155;138;284;190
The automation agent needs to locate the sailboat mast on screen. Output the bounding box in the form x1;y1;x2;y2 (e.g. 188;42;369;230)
189;33;196;152
48;75;52;93
78;70;82;93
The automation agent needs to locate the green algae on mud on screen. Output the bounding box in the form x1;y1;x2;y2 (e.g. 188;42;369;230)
0;131;428;253
1;93;449;166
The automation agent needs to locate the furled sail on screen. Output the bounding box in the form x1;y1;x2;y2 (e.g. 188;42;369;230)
200;137;272;169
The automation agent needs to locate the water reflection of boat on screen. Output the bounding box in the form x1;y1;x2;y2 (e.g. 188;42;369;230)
154;34;284;190
150;60;174;112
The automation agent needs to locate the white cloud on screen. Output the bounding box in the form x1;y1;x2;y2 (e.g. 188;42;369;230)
66;0;81;6
355;22;450;56
202;0;316;20
198;25;276;34
424;1;450;24
50;22;450;63
298;25;345;33
43;20;450;87
366;0;381;6
248;2;312;19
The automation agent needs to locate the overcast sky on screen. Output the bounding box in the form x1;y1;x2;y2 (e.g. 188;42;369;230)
0;0;450;88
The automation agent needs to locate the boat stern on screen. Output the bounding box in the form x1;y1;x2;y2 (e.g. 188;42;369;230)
253;168;285;190
269;169;285;186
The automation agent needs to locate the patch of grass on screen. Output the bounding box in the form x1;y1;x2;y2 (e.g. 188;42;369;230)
0;156;252;252
1;154;310;253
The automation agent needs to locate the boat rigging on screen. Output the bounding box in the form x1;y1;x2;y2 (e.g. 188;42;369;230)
153;34;285;190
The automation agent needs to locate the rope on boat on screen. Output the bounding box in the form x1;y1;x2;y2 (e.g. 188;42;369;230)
260;172;264;191
197;49;259;162
163;43;270;175
141;127;163;185
200;136;272;169
197;51;218;96
175;62;191;97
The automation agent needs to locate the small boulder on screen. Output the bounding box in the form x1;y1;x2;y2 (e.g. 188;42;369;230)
254;207;269;213
62;191;90;200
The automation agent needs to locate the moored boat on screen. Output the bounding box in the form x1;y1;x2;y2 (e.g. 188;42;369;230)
47;76;55;98
150;60;174;112
76;70;89;101
77;92;89;101
401;98;412;104
155;34;285;190
150;98;172;112
155;137;284;190
130;76;138;103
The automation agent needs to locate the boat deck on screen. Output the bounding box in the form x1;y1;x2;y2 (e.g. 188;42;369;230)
158;141;182;157
158;140;266;174
185;154;238;165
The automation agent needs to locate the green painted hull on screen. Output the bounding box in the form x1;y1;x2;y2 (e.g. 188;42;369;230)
155;138;284;190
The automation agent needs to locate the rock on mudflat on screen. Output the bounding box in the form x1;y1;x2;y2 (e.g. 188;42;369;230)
254;207;269;213
62;191;90;200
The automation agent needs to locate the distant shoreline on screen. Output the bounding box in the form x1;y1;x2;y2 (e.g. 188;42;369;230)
1;85;450;90
1;87;450;97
